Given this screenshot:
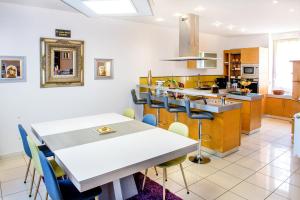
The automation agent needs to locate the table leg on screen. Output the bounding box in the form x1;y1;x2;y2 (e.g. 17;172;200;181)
113;179;123;200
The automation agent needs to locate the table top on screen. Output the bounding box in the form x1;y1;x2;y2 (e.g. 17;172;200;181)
31;113;198;192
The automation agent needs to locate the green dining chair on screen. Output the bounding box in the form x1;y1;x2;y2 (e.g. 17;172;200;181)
142;122;189;200
123;108;135;119
27;136;65;200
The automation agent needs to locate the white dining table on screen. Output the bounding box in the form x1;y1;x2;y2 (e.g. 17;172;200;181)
31;113;198;200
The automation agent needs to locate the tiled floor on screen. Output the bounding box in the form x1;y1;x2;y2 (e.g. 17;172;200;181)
0;117;299;200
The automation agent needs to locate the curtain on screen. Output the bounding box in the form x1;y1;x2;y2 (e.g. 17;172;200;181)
273;38;300;94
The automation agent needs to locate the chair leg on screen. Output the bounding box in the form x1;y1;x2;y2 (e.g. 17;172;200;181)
156;108;160;125
163;168;166;200
175;112;178;122
142;168;148;191
34;175;42;200
154;166;158;176
165;168;167;181
179;164;189;194
45;192;49;200
29;168;35;197
24;158;31;183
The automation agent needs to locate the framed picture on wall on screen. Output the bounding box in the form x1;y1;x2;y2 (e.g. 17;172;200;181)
94;59;113;79
0;56;26;83
40;38;84;88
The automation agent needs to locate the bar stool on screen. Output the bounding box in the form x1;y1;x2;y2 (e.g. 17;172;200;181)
131;89;147;105
146;92;164;125
163;96;186;122
185;99;214;164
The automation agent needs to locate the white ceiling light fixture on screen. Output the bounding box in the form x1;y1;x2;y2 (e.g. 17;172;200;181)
227;24;235;30
289;8;295;13
61;0;153;17
212;21;222;27
241;28;246;32
155;18;165;22
173;13;183;17
194;6;206;12
272;0;279;4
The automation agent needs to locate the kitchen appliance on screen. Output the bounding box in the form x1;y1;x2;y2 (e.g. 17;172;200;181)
156;80;165;95
162;14;220;63
293;113;300;157
247;80;259;93
216;78;228;89
241;64;259;79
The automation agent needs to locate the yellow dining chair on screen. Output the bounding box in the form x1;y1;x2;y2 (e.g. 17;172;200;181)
123;108;135;119
142;122;190;200
27;136;65;200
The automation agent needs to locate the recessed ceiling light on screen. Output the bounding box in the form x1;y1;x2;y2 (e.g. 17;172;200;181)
83;0;136;15
241;28;246;32
212;21;222;27
227;24;235;30
289;8;295;12
173;13;183;17
194;6;206;12
273;0;279;4
156;18;165;22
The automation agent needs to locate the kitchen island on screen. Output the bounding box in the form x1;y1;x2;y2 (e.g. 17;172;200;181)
138;84;243;157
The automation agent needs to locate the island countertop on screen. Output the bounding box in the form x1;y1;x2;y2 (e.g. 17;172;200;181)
137;84;263;101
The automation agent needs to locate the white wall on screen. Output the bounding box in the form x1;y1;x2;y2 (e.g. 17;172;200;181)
226;34;269;49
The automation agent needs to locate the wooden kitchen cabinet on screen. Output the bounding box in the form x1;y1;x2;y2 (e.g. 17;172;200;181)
292;61;300;99
241;48;259;64
264;97;300;118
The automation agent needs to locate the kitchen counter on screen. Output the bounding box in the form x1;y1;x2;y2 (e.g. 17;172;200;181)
138;84;263;101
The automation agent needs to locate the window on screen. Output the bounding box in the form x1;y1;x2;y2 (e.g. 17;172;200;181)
273;38;300;94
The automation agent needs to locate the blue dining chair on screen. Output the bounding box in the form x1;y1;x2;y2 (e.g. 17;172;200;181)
142;114;157;126
38;151;102;200
18;124;54;184
142;114;159;176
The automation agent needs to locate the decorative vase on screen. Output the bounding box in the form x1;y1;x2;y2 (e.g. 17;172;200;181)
147;70;152;86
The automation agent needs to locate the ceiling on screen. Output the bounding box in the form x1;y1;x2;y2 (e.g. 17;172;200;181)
1;0;300;36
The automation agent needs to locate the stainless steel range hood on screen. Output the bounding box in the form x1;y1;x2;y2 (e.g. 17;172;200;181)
162;14;219;63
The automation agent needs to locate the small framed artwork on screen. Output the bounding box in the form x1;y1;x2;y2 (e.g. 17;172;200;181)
0;56;26;83
94;59;113;79
40;38;84;88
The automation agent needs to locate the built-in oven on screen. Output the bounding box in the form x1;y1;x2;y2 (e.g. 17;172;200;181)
241;64;259;79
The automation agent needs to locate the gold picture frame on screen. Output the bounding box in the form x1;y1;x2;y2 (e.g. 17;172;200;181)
40;38;84;88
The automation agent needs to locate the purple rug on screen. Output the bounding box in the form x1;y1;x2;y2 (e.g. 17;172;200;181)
128;172;183;200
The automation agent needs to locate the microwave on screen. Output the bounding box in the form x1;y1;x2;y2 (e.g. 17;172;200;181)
241;64;259;79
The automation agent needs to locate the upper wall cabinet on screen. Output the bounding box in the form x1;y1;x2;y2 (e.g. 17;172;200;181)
241;48;259;64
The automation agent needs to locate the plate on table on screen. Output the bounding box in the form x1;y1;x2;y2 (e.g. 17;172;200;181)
96;126;115;134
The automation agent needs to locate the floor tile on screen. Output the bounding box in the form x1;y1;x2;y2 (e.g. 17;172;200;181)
286;173;300;187
0;158;26;171
189;179;226;200
216;191;246;200
222;164;255;179
275;182;300;200
168;168;202;187
175;189;204;200
185;163;218;178
258;165;291;181
206;157;231;169
1;178;35;196
236;147;256;156
265;193;289;200
236;157;268;171
142;167;162;180
154;177;183;193
2;190;41;200
0;166;29;182
231;181;271;200
245;173;283;192
206;171;242;189
223;153;243;163
270;158;300;173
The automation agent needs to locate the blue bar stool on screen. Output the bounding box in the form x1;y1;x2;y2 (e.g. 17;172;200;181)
146;92;164;125
163;96;186;122
185;99;214;164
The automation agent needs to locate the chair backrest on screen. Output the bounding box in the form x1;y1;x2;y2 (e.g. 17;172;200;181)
131;89;138;104
18;124;32;158
184;99;192;118
142;114;157;126
123;108;135;119
163;96;170;110
146;91;153;106
27;136;43;176
38;151;63;200
168;122;189;138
